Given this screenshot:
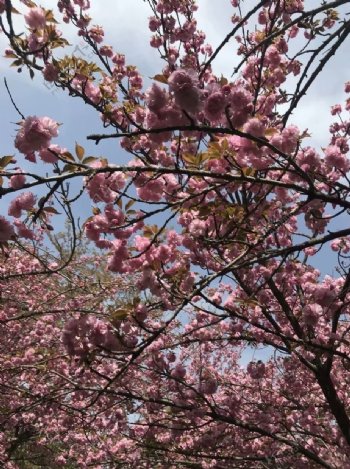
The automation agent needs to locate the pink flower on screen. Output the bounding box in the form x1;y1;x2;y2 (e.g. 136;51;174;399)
25;152;36;163
150;35;162;48
0;216;15;242
258;9;268;24
15;116;59;156
204;91;226;121
0;0;5;15
313;280;337;306
228;86;253;126
247;361;265;379
14;220;35;239
24;7;46;29
230;87;252;108
243;117;265;137
281;125;300;153
199;377;218;395
8;192;36;218
331;237;350;253
324;145;349;171
149;16;161;32
137;178;164;202
188;219;206;237
89;25;104;43
85;162;125;203
39;144;66;163
108;240;129;273
99;45;113;58
112;53;125;66
43;63;59;82
270;125;299;154
265;45;281;67
27;32;44;53
83;80;101;104
168;69;201;113
134;235;151;252
169;70;196;93
172;363;186;379
175;87;201;113
73;0;90;9
10;171;26;189
297;147;321;169
303;303;322;327
331;104;342;115
145;83;168;113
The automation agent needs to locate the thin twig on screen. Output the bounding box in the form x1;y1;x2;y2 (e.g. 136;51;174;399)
4;78;25;119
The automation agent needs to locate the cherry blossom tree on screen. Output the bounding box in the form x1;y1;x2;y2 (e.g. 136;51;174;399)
0;236;142;468
1;0;350;467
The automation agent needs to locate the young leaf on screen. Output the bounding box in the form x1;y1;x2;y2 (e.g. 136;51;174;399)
151;74;168;84
82;156;97;165
75;143;85;161
0;156;14;169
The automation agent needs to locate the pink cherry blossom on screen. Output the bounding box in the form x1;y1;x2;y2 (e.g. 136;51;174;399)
24;7;46;29
2;2;350;467
85;162;125;203
303;303;323;326
89;25;104;43
10;171;26;189
8;192;36;218
15;116;59;156
204;91;226;122
0;216;15;242
43;63;59;82
168;68;202;113
39;144;66;163
13;220;35;239
324;145;349;171
145;83;168;113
